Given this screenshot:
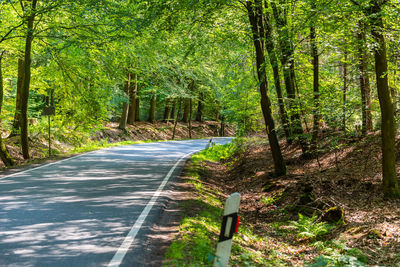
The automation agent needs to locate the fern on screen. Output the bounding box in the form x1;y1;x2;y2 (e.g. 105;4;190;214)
290;213;334;240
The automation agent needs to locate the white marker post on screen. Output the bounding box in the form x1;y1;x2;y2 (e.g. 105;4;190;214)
213;193;241;267
205;138;213;149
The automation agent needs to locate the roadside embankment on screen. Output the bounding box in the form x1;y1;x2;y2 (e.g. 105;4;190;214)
0;121;234;169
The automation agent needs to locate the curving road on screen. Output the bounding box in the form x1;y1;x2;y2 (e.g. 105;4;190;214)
0;138;232;267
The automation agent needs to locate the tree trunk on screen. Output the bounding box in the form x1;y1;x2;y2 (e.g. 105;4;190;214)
118;76;131;130
292;66;311;133
263;1;291;143
368;0;400;198
310;19;320;154
195;93;203;122
135;97;140;121
271;2;309;155
9;58;24;137
358;21;373;135
170;98;177;121
148;94;156;123
182;98;190;122
342;51;348;132
247;0;286;176
172;99;182;140
127;73;136;125
163;98;171;122
219;115;225;137
119;102;128;130
188;98;193;139
20;0;38;159
0;53;14;166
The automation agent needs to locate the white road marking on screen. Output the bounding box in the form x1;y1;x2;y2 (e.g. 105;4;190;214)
107;150;198;267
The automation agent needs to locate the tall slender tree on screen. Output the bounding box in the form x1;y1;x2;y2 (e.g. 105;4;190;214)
20;0;38;159
148;93;157;123
342;51;348;132
367;0;399;198
246;0;286;176
309;1;320;154
127;73;137;124
357;20;373;135
263;1;291;143
271;1;309;155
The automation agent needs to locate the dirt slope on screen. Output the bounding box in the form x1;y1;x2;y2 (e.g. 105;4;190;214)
200;133;400;265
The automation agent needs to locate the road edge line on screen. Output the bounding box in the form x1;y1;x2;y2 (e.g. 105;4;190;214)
107;150;199;267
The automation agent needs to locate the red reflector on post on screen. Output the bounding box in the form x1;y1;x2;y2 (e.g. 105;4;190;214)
235;216;240;233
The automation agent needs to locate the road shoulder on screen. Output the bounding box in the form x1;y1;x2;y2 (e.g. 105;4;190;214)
140;161;193;266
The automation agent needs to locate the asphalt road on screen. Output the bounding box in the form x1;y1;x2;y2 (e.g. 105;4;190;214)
0;137;232;267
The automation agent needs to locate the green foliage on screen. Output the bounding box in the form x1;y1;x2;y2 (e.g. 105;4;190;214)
164;214;218;266
261;192;283;206
290;213;334;240
192;139;243;163
261;195;276;206
310;239;368;266
308;255;366;267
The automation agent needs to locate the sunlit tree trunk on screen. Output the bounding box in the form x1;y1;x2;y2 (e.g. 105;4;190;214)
21;0;38;159
247;0;286;176
118;80;130;130
119;102;128;130
368;0;400;198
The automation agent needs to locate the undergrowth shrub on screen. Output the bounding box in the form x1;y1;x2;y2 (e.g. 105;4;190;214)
309;240;368;266
290;213;334;240
308;254;366;267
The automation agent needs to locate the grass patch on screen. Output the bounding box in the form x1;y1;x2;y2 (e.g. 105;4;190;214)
70;139;160;153
191;138;243;164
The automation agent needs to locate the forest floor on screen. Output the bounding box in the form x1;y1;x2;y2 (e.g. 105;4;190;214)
0;120;233;169
164;131;400;266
